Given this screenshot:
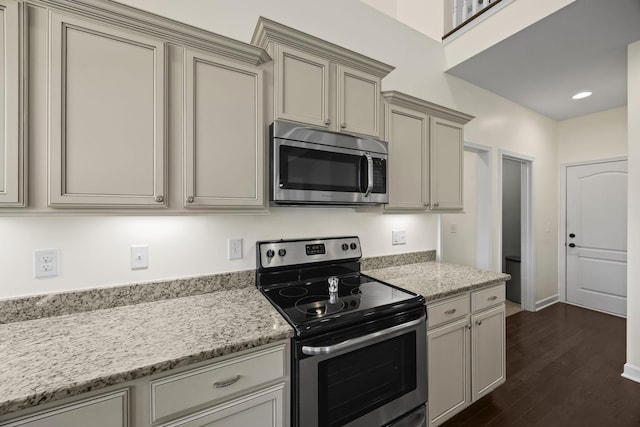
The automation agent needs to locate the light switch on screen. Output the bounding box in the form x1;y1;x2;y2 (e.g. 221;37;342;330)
131;245;149;270
450;223;458;234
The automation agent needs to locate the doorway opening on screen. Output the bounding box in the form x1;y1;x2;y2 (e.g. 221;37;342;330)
499;151;534;312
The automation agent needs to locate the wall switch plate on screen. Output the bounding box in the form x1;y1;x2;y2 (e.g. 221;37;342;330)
450;223;458;234
34;249;59;278
392;230;407;245
131;245;149;270
228;238;243;260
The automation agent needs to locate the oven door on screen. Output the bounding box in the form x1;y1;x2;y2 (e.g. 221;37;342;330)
272;138;388;205
295;309;427;427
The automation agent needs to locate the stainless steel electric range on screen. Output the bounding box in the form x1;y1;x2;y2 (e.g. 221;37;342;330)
256;236;427;427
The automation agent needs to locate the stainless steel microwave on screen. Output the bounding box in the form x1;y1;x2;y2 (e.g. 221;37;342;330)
270;121;389;206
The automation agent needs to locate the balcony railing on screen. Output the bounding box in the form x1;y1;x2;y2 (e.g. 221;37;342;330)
443;0;504;39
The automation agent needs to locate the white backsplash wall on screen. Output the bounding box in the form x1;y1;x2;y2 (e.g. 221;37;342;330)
0;210;437;299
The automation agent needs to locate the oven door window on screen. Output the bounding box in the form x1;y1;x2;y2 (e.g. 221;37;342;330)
280;145;365;193
318;332;417;427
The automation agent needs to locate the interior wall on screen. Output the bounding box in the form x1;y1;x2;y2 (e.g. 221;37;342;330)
557;106;628;164
1;0;560;302
626;40;640;380
501;158;522;266
441;150;478;267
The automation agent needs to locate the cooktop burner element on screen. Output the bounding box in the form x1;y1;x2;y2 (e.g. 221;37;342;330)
256;236;424;337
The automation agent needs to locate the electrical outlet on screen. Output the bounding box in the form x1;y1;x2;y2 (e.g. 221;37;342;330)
131;245;149;270
34;249;59;278
228;238;243;260
392;230;407;245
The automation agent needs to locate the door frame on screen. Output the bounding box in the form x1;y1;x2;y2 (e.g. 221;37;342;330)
498;150;535;312
558;156;628;305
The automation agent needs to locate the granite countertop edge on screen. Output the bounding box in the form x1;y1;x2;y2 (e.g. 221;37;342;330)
0;288;294;417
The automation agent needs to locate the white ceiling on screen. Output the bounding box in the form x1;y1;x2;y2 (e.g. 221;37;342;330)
446;0;640;121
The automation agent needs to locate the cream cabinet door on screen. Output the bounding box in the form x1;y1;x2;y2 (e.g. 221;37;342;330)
48;13;167;207
183;48;264;208
160;383;285;427
337;65;381;138
427;317;471;427
0;0;24;206
384;104;429;211
471;304;506;402
0;389;128;427
430;117;463;211
274;45;330;129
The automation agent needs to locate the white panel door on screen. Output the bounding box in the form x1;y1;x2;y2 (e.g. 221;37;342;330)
566;160;628;316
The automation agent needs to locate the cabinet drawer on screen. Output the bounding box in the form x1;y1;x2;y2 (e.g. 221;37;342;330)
472;284;505;312
150;344;286;423
427;294;470;329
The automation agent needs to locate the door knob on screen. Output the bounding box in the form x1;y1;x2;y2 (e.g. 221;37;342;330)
569;233;576;238
568;243;576;248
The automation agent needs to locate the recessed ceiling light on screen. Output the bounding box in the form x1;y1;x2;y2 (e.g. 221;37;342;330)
572;91;592;100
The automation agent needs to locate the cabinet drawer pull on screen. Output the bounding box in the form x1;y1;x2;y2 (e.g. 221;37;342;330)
488;296;498;301
444;308;457;315
213;375;241;388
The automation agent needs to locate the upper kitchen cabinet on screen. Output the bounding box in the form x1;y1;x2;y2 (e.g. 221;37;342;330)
0;0;25;207
183;47;265;209
48;12;167;208
251;17;393;139
382;91;473;213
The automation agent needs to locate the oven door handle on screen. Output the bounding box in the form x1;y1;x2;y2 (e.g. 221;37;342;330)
301;315;425;356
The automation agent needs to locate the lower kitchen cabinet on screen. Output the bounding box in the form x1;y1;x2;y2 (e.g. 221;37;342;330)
0;341;289;427
427;284;506;427
0;389;129;427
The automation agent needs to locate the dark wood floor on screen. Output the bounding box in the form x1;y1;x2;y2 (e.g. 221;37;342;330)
442;303;640;426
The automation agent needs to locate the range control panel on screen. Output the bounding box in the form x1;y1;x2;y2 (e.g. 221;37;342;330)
257;236;361;269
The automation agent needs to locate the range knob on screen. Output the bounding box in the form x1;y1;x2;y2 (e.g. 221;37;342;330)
266;249;275;258
341;243;349;251
278;248;287;257
350;243;358;250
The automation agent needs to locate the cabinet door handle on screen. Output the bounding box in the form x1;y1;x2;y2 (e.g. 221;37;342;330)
186;196;194;203
488;296;498;301
425;202;430;207
213;375;241;388
475;320;482;326
433;202;440;207
444;308;457;315
324;119;331;126
340;122;347;129
154;195;164;203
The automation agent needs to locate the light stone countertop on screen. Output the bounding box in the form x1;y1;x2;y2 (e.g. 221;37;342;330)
364;261;511;301
0;287;293;416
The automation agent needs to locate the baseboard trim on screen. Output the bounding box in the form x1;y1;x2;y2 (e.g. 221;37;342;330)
622;363;640;383
535;294;559;311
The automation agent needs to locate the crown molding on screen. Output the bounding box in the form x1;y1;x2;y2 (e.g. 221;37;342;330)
27;0;271;65
251;16;394;78
382;90;474;124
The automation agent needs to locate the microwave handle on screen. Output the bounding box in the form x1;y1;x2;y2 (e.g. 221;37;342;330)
364;154;373;197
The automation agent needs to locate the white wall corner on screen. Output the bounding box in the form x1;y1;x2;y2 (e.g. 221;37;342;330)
622;363;640;384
